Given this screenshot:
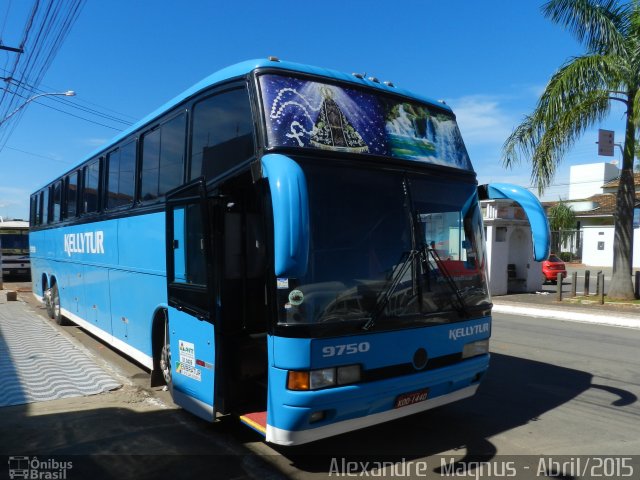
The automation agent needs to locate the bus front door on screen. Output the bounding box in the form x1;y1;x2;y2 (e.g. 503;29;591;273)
165;180;217;422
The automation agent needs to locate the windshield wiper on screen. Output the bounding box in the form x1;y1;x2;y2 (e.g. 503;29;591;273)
426;244;469;317
362;249;419;331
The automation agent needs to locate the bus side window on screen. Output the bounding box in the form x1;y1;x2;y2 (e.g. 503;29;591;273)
141;113;186;202
65;171;79;219
83;159;101;214
41;188;49;225
106;141;136;210
52;180;62;223
190;88;254;181
30;195;38;226
172;204;207;286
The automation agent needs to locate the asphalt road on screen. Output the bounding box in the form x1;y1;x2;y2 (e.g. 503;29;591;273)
1;282;639;479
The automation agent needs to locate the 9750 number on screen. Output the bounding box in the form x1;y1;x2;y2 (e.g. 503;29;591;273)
322;342;370;357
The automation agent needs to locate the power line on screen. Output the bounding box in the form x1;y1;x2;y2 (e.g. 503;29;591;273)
0;0;86;151
1;65;134;129
3;144;72;163
7;88;127;130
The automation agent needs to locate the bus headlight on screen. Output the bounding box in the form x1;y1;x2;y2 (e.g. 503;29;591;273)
310;368;336;389
287;365;361;390
462;339;490;359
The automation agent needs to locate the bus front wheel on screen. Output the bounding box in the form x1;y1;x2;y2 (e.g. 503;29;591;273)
160;317;172;387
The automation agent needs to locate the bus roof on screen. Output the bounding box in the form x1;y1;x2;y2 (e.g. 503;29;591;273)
71;58;452;174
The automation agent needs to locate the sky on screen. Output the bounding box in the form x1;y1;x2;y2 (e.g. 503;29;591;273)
0;0;630;220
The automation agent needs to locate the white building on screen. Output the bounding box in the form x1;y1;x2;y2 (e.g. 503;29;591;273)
546;164;640;268
568;162;619;200
482;199;544;295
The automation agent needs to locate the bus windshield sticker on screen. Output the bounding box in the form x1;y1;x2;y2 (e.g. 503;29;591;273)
260;74;472;170
276;278;289;289
288;289;304;306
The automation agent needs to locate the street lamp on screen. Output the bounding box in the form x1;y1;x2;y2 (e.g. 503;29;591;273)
0;90;76;126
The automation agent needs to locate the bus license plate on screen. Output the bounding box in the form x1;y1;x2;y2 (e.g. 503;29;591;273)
394;389;429;408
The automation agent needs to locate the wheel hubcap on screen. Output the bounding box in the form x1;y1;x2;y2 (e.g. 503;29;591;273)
160;344;171;385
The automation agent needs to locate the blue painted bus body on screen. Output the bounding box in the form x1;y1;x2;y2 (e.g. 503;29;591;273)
264;318;490;444
29;58;550;446
30;212;166;368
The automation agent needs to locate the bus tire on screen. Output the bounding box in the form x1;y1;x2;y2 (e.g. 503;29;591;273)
44;288;54;318
159;315;172;388
50;284;68;326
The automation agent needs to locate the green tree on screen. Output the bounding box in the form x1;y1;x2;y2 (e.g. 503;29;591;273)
503;0;637;299
548;200;577;254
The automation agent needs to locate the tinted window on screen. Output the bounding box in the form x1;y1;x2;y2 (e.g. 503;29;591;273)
107;140;136;209
159;114;186;195
141;113;186;201
120;141;136;204
65;172;79;218
52;181;62;222
41;189;49;224
30;195;38;226
141;128;161;201
190;89;254;181
83;160;100;213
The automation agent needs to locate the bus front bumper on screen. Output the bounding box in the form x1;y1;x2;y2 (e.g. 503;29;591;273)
266;354;488;445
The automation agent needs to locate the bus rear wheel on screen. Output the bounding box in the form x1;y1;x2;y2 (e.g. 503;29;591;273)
49;284;67;325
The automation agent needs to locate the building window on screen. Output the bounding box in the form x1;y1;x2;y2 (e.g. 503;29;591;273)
496;227;507;242
190;88;254;181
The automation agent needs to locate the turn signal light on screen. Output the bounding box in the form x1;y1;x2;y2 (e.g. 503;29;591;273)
287;371;310;390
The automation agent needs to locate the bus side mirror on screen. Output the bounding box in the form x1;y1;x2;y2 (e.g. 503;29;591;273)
261;154;310;277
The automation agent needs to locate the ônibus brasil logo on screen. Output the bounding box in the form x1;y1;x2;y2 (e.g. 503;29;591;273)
8;456;73;479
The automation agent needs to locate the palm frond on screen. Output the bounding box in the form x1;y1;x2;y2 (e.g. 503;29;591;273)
542;0;630;55
503;90;610;193
535;54;627;128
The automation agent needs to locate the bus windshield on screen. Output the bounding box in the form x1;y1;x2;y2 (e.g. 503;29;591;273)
259;74;472;171
276;164;490;328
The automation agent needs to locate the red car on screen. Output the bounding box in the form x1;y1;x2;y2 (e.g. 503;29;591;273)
542;254;567;283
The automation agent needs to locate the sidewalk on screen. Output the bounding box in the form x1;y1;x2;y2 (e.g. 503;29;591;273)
492;290;640;329
0;291;121;408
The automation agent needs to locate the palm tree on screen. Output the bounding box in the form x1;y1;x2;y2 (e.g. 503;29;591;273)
503;0;638;299
548;200;577;255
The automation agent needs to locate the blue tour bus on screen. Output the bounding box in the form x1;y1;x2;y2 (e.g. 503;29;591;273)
29;58;549;445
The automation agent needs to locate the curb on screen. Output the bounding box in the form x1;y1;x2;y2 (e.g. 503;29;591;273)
492;303;640;330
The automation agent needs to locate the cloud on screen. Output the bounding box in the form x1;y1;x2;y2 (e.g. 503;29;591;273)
84;138;108;147
448;95;515;146
0;186;31;217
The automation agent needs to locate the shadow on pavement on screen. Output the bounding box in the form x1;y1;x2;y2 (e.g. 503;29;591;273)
1;352;636;479
271;352;634;474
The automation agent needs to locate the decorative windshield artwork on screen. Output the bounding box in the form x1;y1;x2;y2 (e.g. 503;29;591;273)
259;74;472;170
